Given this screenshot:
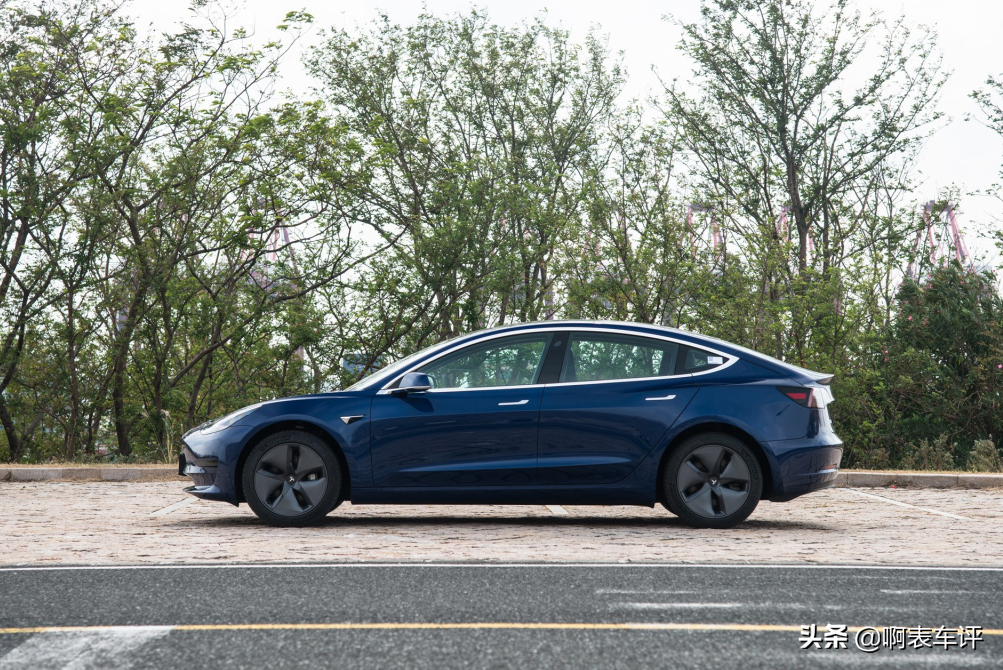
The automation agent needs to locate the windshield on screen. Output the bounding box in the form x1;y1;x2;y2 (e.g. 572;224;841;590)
344;338;458;391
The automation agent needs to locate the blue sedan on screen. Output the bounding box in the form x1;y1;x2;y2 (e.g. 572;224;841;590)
180;321;842;528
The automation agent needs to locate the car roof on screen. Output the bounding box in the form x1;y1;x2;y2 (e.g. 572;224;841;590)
350;320;828;390
468;321;830;383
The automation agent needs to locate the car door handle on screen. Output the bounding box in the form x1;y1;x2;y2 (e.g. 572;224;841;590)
645;395;677;401
498;399;529;406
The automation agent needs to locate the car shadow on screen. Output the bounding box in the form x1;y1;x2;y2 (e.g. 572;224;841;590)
172;514;831;532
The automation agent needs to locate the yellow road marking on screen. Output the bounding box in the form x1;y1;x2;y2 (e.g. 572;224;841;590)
0;623;1001;635
174;623;801;632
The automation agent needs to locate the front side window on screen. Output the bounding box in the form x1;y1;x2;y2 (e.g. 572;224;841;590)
561;334;679;383
419;335;551;389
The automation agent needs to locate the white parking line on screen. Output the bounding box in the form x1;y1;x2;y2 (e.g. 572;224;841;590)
545;505;569;516
0;626;170;670
3;563;1003;572
612;602;744;610
842;488;973;521
149;498;197;517
2;623;1002;638
595;590;698;595
880;589;977;595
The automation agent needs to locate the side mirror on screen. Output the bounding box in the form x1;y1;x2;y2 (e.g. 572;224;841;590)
392;372;432;395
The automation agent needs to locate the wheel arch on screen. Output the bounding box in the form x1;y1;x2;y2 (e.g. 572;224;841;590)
655;422;774;503
235;420;351;503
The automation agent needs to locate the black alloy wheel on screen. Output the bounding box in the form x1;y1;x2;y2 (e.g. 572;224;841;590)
663;432;762;529
242;430;342;527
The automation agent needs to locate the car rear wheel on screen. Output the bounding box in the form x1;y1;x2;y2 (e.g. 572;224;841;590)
664;432;762;529
242;430;342;527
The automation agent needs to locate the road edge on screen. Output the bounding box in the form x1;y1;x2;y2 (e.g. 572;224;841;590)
0;466;184;482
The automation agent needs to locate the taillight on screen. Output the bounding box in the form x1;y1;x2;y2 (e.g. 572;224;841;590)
777;386;825;408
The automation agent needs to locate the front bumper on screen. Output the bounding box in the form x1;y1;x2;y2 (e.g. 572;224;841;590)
179;424;257;505
179;445;233;503
178;447;219;485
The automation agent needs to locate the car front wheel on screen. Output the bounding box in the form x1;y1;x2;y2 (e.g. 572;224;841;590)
664;432;762;529
242;430;342;527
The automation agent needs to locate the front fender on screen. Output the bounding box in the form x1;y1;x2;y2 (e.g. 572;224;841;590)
182;393;374;504
237;395;374;491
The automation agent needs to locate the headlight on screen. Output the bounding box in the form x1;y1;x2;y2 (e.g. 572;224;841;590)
201;404;262;434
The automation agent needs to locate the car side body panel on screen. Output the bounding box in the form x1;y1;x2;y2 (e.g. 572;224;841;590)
605;358;842;501
180;320;844;513
537;378;699;485
369;387;544;487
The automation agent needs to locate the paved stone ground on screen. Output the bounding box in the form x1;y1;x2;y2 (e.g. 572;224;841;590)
2;482;1001;567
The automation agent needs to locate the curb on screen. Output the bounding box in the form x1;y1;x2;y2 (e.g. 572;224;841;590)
833;471;1003;489
1;467;1002;488
0;466;183;483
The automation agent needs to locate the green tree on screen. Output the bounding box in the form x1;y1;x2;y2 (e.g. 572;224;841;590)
662;0;946;361
0;0;127;459
836;262;1003;468
561;114;698;326
306;10;623;366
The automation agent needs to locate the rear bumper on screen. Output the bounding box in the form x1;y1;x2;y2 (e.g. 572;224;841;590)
763;440;843;502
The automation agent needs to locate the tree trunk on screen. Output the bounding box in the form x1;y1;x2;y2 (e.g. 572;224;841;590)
111;354;132;457
0;395;22;461
153;380;165;456
186;354;213;427
64;292;80;460
111;287;147;457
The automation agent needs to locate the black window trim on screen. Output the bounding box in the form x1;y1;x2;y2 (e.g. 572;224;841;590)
675;343;729;376
555;331;681;385
392;332;554;392
376;326;737;393
549;331;735;387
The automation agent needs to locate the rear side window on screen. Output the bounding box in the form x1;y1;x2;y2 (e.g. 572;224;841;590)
677;345;727;374
560;334;679;383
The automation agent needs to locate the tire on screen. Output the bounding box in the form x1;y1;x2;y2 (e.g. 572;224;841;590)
241;430;343;527
663;432;762;529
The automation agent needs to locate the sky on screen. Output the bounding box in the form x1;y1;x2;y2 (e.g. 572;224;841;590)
129;0;1003;259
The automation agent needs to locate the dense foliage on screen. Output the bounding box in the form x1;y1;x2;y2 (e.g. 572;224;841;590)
833;263;1003;468
1;0;1002;470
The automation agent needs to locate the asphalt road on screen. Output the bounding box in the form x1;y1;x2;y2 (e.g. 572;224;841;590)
1;564;1000;669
